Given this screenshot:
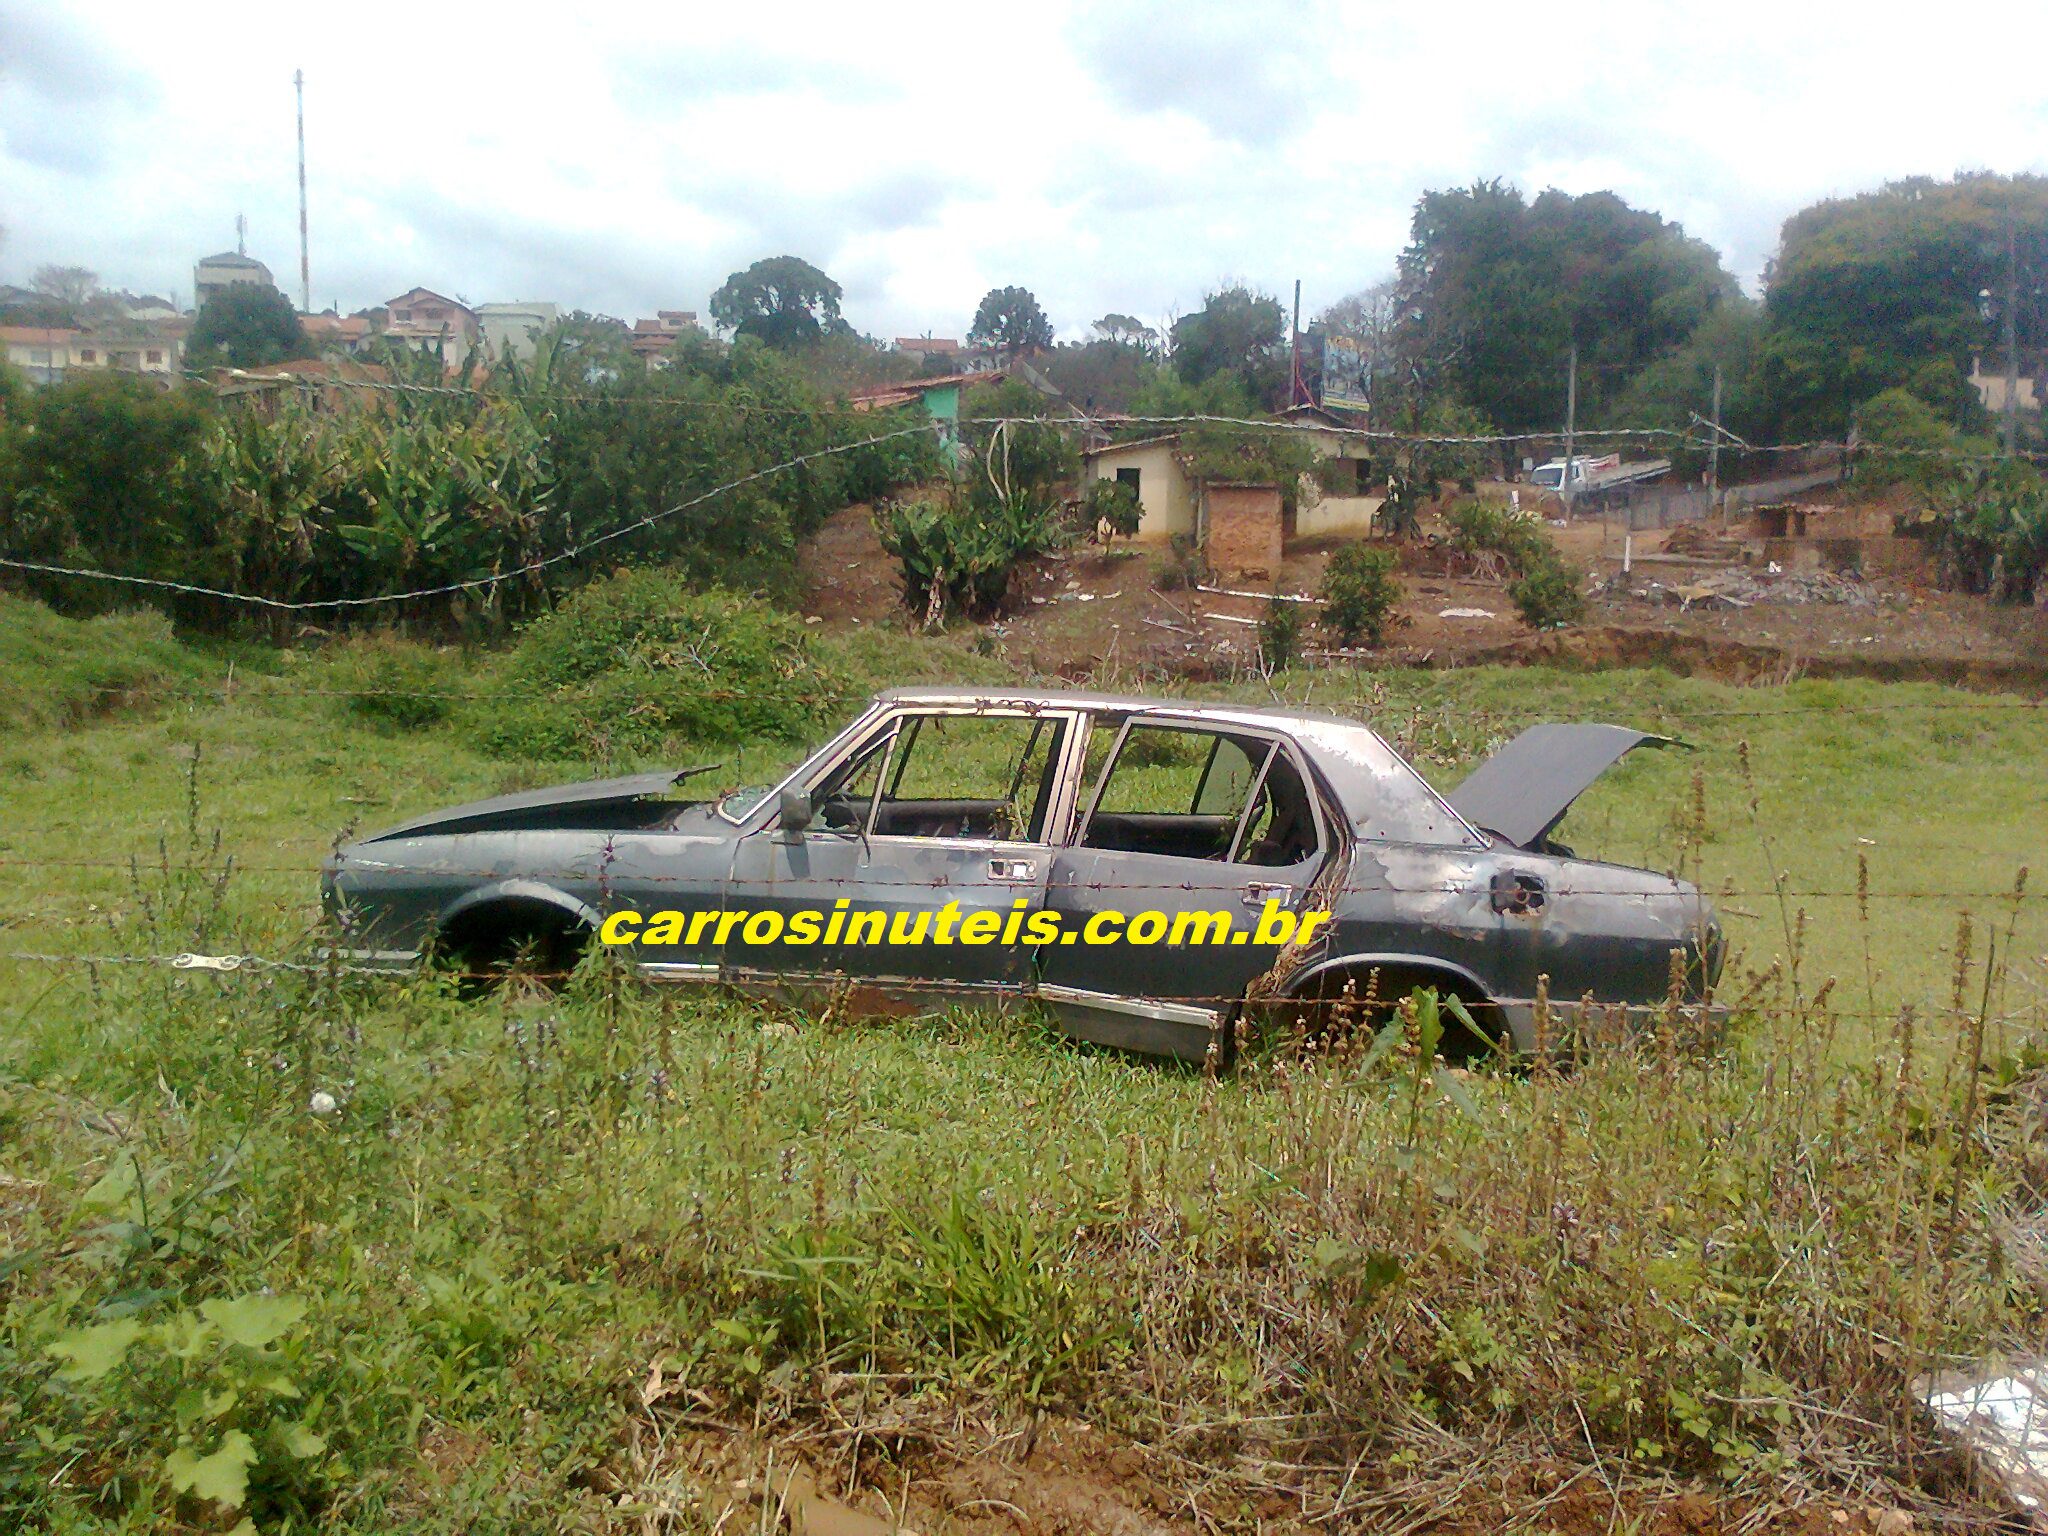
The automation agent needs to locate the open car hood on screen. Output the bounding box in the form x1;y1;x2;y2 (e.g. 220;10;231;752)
1446;724;1683;849
361;765;718;843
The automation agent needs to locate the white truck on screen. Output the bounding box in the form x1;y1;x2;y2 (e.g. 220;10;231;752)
1529;453;1670;492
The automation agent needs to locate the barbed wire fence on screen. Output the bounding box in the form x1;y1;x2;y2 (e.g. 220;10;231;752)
0;375;2042;1023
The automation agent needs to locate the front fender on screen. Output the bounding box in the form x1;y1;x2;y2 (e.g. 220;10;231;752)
438;879;602;934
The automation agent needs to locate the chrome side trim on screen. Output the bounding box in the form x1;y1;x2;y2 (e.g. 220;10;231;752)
639;961;721;982
1035;983;1220;1027
324;947;421;970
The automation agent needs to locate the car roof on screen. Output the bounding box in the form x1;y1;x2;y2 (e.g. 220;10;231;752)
874;686;1369;733
875;686;1482;846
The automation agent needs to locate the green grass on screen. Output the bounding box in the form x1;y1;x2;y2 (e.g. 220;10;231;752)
2;598;2046;1531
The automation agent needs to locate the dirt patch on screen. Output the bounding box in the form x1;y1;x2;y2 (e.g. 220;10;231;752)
612;1412;1929;1536
1457;623;2048;693
794;495;2048;696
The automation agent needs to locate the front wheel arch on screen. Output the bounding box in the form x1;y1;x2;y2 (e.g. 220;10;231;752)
434;889;597;989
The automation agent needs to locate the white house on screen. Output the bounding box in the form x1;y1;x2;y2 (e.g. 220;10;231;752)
477;301;560;364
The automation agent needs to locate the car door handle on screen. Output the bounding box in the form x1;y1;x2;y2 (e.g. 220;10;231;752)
989;857;1038;883
1241;881;1295;908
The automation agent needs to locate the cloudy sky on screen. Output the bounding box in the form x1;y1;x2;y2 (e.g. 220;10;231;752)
4;1;2047;338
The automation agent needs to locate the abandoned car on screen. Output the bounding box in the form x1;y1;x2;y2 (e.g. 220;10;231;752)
321;688;1725;1059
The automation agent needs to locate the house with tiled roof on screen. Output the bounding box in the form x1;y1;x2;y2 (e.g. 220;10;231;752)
372;288;478;368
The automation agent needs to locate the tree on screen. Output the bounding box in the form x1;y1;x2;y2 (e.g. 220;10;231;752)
968;286;1054;356
0;373;215;611
542;311;638;384
31;264;98;309
1754;173;2048;438
1312;279;1403;416
1169;286;1288;403
708;256;845;348
186;285;312;369
1394;181;1738;434
1090;313;1157;352
1039;339;1156;414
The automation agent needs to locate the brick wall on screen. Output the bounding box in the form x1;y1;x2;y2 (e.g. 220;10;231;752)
1203;482;1284;585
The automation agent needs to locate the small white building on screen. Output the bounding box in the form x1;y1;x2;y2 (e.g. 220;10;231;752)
193;251;277;312
1;325;182;385
1082;411;1386;547
1970;353;2044;415
477;301;560;364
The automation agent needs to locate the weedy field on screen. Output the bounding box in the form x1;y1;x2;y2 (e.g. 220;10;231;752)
2;591;2046;1534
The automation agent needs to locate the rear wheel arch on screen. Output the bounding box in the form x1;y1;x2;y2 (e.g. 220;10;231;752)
1276;954;1510;1060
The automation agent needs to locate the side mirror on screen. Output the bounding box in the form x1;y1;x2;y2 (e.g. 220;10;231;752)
776;786;813;839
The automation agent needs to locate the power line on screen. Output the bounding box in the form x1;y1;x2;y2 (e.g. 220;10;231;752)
0;425;932;611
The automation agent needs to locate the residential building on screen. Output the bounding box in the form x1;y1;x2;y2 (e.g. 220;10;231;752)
627;309;701;367
73;330;182;377
1084;434;1200;542
373;288;479;368
891;336;1007;374
193;251;277;311
477;301;560;364
846;368;1016;460
893;336;960;370
207;356;392;417
1970;352;2045;415
1;324;182;385
118;293;181;322
1274;404;1385;541
301;312;372;353
1;326;81;386
1081;409;1384;569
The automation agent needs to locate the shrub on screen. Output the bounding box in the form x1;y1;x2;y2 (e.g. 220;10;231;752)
476;572;848;761
873;491;1063;625
1445;497;1546;572
1923;458;2048;603
1319;544;1401;645
1084;477;1144;542
1446;497;1588;627
1151;533;1206;592
1853;387;1959;501
320;633;461;731
1257;597;1302;672
835;412;944;505
1507;550;1587;628
0;374;217;615
0;593;210;730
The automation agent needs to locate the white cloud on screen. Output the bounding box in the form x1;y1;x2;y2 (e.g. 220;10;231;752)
1;0;2045;331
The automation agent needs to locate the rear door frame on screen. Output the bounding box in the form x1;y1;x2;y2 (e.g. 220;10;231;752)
1035;712;1333;1059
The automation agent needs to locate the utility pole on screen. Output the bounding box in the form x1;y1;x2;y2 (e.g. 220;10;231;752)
2003;216;2020;460
1561;343;1578;518
295;69;311;315
1708;363;1723;502
1289;278;1303;408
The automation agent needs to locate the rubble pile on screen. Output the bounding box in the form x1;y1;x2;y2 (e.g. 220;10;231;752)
1660;523;1749;561
1618;567;1887;609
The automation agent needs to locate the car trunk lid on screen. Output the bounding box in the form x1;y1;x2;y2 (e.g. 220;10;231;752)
1446;724;1682;849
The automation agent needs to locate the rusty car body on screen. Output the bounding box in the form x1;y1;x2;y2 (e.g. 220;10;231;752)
321;688;1725;1060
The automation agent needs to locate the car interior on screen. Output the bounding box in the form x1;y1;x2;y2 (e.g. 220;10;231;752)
810;713;1070;842
1080;722;1320;866
802;712;1321;865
